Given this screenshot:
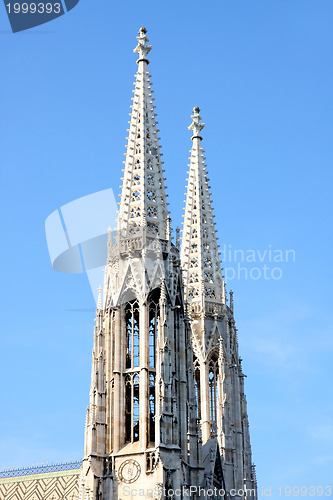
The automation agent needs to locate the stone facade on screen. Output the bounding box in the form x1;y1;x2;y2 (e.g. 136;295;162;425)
79;28;257;500
0;27;257;500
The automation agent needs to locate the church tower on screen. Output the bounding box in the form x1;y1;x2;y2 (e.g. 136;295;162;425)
79;28;202;500
181;108;257;498
79;28;257;500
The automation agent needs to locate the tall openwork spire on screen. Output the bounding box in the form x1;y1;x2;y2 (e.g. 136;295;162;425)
118;28;169;240
181;107;223;305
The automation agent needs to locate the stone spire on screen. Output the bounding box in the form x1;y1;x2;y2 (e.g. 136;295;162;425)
181;107;223;305
118;27;169;240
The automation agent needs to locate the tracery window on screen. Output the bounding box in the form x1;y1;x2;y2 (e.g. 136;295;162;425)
209;355;219;426
131;190;140;202
205;287;216;299
204;272;213;283
148;290;159;444
125;373;140;442
147;174;154;186
147;159;153;170
189;287;199;298
148;290;159;368
189;273;199;283
204;257;212;268
125;300;140;369
133;174;140;185
147;222;158;234
147;190;156;202
147;206;158;219
130;206;141;218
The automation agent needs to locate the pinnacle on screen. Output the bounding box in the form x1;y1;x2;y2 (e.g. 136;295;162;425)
181;109;223;305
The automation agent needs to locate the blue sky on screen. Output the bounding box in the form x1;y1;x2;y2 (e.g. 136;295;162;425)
0;0;332;495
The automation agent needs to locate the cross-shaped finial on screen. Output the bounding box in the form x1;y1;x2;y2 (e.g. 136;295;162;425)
188;106;205;140
134;27;152;64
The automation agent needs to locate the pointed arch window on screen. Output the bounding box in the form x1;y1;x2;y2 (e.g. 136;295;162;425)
149;290;160;368
147;174;154;186
209;355;219;431
125;300;140;369
125;373;140;442
193;356;201;419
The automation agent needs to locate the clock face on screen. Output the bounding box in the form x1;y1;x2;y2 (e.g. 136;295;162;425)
118;459;141;484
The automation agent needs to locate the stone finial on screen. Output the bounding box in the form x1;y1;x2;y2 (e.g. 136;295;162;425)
222;280;226;304
166;216;171;241
188;106;205;140
134;27;152;63
229;290;234;313
175;227;180;250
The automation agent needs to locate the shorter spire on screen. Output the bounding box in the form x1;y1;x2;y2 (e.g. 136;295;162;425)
188;106;205;140
133;27;152;64
181;107;223;305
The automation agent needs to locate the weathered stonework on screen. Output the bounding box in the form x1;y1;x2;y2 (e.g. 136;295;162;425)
0;27;257;500
79;27;257;500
